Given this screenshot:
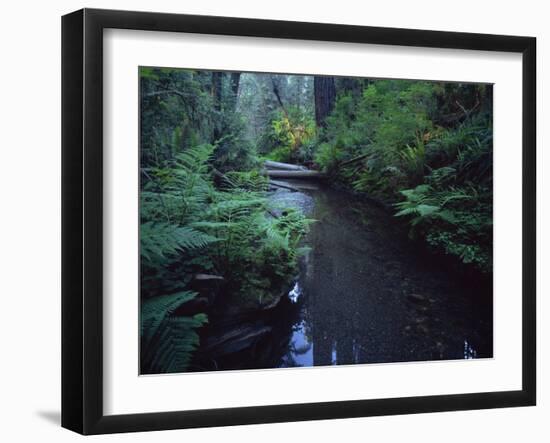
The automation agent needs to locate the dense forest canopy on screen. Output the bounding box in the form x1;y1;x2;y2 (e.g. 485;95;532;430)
139;66;493;373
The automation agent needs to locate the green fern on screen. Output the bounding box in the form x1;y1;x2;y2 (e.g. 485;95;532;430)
141;291;208;374
140;222;218;262
223;170;268;192
399;134;425;177
174;143;215;174
394;182;491;270
141;291;195;339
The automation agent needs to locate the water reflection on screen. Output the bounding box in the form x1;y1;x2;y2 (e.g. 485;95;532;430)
288;282;302;303
279;320;313;367
463;340;478;359
277;184;492;368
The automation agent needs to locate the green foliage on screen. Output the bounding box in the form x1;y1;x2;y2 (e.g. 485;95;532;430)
141;291;208;373
235;208;313;306
140;94;311;369
140;144;215;226
238;74;314;144
315;81;437;194
140;67;257;173
140;222;218;262
393;120;493;271
314;142;345;172
193;190;312;304
137;144;226;370
310;79;492;271
258;107;316;163
212;119;260;173
141;122;310;299
222;170;269;192
395;182;492;271
399;135;426;180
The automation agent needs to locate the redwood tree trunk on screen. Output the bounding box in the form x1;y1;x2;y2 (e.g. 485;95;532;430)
314;76;336;127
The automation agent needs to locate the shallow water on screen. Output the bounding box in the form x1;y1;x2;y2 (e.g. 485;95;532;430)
192;182;492;371
275;182;493;367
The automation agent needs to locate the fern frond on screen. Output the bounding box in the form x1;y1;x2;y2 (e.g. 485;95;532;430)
264;222;290;251
140;222;218;262
174;143;215;173
141;291;208;374
141;291;197;340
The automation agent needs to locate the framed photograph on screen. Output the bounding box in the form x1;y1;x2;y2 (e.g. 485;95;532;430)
62;8;536;435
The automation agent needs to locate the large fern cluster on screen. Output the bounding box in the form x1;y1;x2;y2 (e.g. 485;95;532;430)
394;123;493;271
193;189;312;303
139;145;219;373
140;141;310;372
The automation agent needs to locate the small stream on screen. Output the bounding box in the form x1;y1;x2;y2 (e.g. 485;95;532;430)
275;182;493;367
192;181;493;371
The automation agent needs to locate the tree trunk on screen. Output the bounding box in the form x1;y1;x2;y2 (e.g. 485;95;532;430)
211;71;223;112
211;72;223;139
229;72;241;109
314;76;336;127
271;76;289;118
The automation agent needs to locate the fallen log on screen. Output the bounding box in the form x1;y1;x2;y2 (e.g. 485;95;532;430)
264;160;307;171
265;170;325;179
269;180;301;192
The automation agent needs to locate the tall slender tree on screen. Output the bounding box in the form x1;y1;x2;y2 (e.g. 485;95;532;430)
211;71;223;139
211;71;223;110
229;72;241;110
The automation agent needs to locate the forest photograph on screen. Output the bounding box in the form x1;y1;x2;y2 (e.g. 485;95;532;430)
139;66;493;375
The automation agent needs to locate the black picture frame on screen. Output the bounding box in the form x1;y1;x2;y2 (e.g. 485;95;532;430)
62;8;536;435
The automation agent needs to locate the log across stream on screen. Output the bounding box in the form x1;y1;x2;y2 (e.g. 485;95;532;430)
190;179;493;371
263;160;326;180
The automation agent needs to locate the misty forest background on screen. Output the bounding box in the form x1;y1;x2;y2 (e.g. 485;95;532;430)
139;67;493;373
